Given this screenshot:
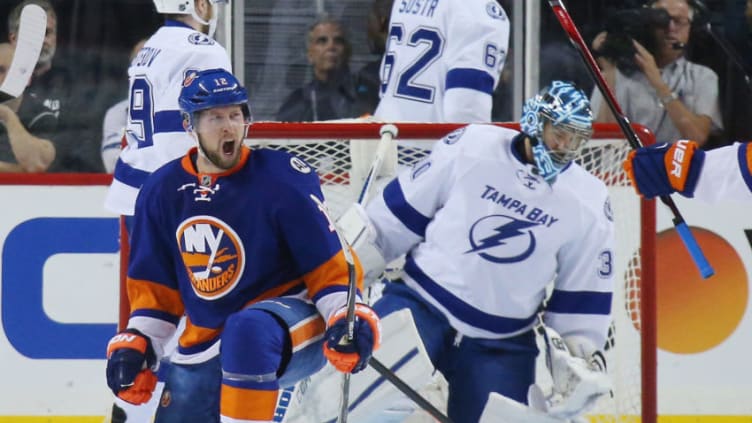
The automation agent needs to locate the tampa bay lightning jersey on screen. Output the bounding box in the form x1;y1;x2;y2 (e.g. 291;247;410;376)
692;142;752;202
126;147;360;363
374;0;509;122
104;20;232;216
366;124;615;348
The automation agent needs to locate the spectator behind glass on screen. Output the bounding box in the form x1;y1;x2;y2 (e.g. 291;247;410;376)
276;16;371;121
0;43;56;172
8;0;101;172
100;39;148;174
591;0;722;147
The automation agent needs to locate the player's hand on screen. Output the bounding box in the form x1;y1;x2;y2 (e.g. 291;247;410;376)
106;329;158;405
323;304;381;374
623;140;705;199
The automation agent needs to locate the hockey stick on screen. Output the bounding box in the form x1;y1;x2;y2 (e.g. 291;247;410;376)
309;194;357;423
547;0;714;279
357;124;398;204
368;357;453;423
314;125;401;423
356;124;451;422
0;4;47;102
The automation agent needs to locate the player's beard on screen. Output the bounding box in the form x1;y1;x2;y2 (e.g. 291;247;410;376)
199;138;242;170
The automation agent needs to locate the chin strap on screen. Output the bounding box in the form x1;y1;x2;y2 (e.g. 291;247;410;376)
191;1;219;37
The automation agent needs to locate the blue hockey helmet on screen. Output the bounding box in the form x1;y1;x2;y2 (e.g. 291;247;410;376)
520;80;593;183
179;68;252;131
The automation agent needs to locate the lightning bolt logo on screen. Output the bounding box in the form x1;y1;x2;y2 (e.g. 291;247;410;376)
466;215;539;263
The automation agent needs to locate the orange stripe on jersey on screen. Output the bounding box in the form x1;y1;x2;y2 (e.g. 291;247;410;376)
178;315;222;349
289;314;326;353
745;143;752;175
220;385;278;421
303;250;364;298
127;278;184;317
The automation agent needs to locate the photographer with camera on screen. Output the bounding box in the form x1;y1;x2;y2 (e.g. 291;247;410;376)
591;0;722;147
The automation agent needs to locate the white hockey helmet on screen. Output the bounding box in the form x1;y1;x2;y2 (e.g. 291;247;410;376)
152;0;192;14
152;0;228;37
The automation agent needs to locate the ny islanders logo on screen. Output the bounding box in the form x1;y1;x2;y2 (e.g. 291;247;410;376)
466;215;539;263
176;215;245;300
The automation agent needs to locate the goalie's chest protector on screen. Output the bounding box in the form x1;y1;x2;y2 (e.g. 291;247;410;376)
394;125;609;332
138;148;342;329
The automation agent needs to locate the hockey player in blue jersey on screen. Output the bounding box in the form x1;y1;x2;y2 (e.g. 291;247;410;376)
104;1;234;421
344;81;614;422
104;68;382;423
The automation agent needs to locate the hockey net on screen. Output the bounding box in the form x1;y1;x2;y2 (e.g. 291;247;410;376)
244;121;656;423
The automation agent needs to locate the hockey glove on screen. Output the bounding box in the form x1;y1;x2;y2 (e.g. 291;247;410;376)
623;140;705;199
541;327;612;419
106;328;158;405
323;303;382;374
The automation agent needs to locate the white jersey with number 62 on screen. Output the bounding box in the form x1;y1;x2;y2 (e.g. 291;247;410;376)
374;0;510;123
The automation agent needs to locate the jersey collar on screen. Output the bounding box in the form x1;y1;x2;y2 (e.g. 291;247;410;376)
164;19;193;30
181;146;252;187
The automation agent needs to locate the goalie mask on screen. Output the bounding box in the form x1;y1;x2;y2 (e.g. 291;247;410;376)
151;0;228;37
179;68;252;165
520;80;593;184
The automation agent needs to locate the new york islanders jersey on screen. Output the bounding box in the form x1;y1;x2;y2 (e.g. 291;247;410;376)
366;124;615;349
126;147;361;364
104;20;232;215
691;142;752;203
374;0;509;122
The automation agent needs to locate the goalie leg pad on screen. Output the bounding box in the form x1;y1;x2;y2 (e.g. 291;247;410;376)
282;309;435;423
480;392;569;423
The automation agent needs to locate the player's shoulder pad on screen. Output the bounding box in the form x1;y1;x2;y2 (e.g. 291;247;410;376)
484;0;508;21
562;164;613;223
253;148;320;186
137;157;186;207
434;124;516;156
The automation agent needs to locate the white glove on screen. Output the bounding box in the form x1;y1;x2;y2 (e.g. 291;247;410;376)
337;203;386;284
540;326;612;420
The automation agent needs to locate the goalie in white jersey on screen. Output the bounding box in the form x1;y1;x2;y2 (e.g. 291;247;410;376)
351;81;615;422
103;1;231;422
374;0;510;122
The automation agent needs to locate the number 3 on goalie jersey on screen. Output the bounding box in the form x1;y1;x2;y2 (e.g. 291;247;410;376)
598;250;613;278
127;76;155;148
380;24;444;102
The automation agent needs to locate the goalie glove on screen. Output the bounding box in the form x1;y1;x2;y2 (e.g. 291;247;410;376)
623;140;705;199
106;328;158;405
323;303;382;374
539;326;612;420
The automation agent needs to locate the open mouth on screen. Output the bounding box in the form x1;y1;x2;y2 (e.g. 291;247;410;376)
222;140;235;155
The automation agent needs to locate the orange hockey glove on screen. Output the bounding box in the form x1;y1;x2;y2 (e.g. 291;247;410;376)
323;303;382;374
623;140;705;199
106;329;158;405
